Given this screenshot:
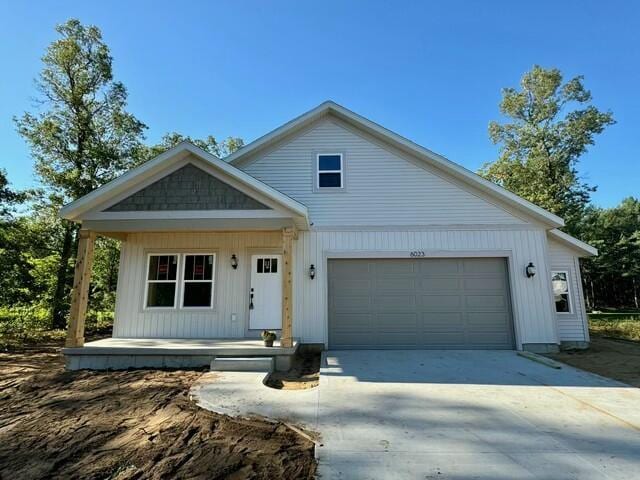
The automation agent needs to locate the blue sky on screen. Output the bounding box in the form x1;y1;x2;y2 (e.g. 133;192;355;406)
1;0;638;207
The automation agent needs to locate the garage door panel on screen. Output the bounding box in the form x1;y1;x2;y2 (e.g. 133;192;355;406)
328;258;514;350
464;277;506;291
373;295;416;312
378;333;421;346
419;277;462;291
467;312;510;327
376;313;418;330
330;261;371;276
333;295;370;311
421;312;465;328
331;313;372;329
465;295;506;309
462;258;506;274
374;277;416;292
418;259;461;275
330;278;372;295
375;261;416;275
420;295;462;309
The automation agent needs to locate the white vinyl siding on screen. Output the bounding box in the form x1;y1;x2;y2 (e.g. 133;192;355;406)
114;232;281;338
241;119;529;227
548;238;589;342
292;228;558;348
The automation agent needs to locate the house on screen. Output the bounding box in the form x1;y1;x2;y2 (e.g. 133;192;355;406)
60;101;597;370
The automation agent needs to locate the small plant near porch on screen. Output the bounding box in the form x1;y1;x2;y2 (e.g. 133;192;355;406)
261;330;277;347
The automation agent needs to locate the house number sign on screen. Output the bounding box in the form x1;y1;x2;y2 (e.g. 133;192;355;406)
409;250;426;257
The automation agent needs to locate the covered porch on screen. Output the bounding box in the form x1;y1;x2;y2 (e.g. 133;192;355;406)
58;142;310;371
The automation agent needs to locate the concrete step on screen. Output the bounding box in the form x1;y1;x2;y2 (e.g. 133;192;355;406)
210;356;274;372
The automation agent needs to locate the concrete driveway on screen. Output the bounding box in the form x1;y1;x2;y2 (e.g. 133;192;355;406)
316;350;640;479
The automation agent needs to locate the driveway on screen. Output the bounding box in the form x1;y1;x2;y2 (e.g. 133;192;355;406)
316;350;640;479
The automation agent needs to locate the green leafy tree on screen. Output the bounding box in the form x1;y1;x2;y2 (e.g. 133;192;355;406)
136;132;244;164
0;169;27;218
579;198;640;309
480;65;615;232
15;19;146;328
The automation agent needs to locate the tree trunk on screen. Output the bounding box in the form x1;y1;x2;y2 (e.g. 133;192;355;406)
634;277;639;310
50;222;77;329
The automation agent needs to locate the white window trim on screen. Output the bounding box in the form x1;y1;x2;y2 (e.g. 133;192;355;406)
144;253;180;310
316;153;344;189
552;270;573;314
143;252;217;310
180;252;216;309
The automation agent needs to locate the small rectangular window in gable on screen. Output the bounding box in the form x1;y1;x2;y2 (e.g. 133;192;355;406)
317;153;343;189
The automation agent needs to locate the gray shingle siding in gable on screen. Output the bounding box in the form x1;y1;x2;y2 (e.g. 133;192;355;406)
106;164;270;211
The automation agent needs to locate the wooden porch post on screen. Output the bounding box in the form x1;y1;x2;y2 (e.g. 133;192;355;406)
65;229;96;348
281;227;297;348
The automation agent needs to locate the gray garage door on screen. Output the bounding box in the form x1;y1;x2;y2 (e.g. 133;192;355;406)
328;258;514;349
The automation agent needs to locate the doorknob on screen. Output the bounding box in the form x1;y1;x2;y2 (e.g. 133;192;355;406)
249;287;254;310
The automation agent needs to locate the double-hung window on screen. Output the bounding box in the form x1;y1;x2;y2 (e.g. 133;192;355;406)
182;254;215;308
145;253;215;309
146;254;179;308
551;271;571;313
317;153;343;189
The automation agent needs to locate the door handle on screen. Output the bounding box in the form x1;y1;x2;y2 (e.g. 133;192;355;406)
249;288;254;310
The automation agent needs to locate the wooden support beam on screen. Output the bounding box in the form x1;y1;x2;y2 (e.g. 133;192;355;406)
280;227;297;348
65;230;96;348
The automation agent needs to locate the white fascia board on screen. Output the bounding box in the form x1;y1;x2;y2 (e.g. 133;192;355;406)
548;229;598;257
60;141;309;225
228;101;565;228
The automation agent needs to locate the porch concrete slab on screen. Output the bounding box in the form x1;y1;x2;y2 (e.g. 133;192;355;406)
316;350;640;479
62;337;298;356
191;371;318;428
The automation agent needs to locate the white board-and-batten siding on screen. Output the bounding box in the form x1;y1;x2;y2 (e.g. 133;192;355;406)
113;228;559;347
548;238;589;342
291;228;558;348
114;232;281;338
240;118;529;227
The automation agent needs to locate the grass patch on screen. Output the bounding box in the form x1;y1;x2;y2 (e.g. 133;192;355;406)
588;311;640;342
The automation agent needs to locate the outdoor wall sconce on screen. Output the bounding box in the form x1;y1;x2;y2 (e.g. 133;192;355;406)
525;262;536;278
309;264;316;280
231;254;238;270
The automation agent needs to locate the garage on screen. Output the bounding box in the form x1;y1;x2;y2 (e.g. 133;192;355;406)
328;257;515;349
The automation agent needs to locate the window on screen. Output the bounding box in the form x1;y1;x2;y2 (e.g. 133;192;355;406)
146;254;178;308
257;257;278;273
144;253;216;309
182;254;215;308
552;271;571;313
317;153;343;189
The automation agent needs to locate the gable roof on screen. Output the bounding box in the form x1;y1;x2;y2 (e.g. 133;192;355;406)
59;141;309;224
548;229;598;257
227;101;565;228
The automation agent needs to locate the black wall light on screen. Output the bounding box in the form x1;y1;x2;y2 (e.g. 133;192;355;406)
231;254;238;270
309;264;316;279
525;262;536;278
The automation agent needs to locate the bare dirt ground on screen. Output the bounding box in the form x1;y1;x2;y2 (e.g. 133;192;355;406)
548;335;640;387
265;352;320;390
0;347;316;479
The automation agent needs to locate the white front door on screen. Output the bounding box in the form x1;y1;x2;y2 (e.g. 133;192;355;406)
249;254;283;330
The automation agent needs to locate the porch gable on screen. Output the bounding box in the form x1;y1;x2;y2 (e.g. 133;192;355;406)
105;163;270;212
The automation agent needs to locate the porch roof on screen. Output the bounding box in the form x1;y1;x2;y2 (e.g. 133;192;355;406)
60;142;310;232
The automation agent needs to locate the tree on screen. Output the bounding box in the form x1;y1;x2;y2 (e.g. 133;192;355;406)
480;66;615;232
15;19;146;328
579;198;640;309
136;132;244;164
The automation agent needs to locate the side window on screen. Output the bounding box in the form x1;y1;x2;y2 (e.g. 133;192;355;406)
317;153;343;189
146;254;178;308
552;271;571;313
